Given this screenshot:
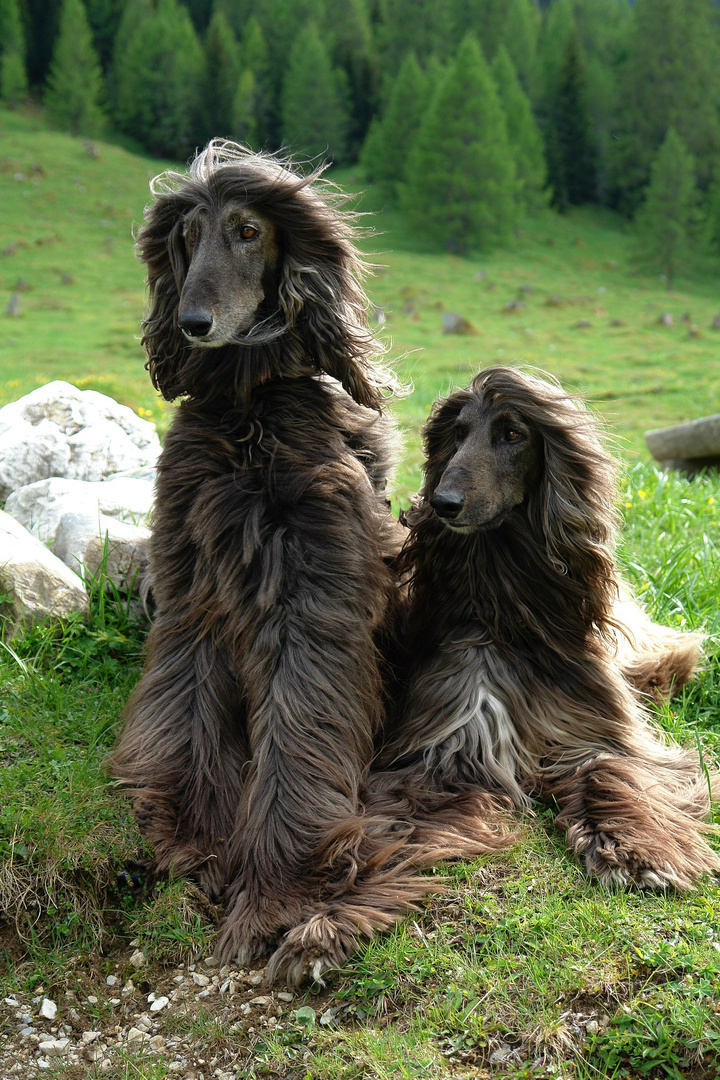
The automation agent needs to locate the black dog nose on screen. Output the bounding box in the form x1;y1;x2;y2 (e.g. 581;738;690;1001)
430;490;465;519
178;308;213;338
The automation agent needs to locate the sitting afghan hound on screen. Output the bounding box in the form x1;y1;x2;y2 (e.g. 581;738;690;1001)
110;142;508;985
374;366;718;890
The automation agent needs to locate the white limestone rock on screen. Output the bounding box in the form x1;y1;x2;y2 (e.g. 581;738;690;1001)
0;380;160;500
4;476;154;547
53;511;150;591
0;511;88;631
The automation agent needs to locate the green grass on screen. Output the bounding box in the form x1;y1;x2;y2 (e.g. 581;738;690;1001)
1;108;720;1078
3;105;720;497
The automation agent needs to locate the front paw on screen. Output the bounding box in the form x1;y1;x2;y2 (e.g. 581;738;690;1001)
265;912;357;987
582;831;681;890
214;889;288;966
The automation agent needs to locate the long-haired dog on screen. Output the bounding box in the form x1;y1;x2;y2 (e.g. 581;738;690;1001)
376;367;718;890
110;142;507;984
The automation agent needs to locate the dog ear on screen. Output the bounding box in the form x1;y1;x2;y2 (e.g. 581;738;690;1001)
420;393;469;499
527;408;618;623
278;254;385;410
136;198;190;401
271;186;395;411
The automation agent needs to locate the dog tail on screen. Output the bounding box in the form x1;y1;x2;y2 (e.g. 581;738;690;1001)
612;590;703;702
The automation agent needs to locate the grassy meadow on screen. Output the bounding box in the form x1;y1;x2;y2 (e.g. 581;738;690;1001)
1;108;720;1079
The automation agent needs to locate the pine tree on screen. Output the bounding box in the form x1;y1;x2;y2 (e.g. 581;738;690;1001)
574;0;632;203
23;0;63;87
545;30;597;210
231;68;260;148
83;0;127;71
238;15;272;145
611;0;720;213
703;161;720;256
376;0;455;81
537;0;575;115
497;0;541;102
108;0;151;118
44;0;106;136
280;22;350;163
453;0;507;61
360;51;432;199
634;129;700;290
0;0;28;104
491;45;547;215
325;0;376;155
401;34;516;253
200;7;240;141
112;0;203;157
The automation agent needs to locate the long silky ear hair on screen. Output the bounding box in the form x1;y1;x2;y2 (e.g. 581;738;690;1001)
472;367;620;634
135;140;400;410
136;190;196;400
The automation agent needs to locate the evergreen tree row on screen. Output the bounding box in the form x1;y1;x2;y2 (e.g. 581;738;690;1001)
3;0;720;261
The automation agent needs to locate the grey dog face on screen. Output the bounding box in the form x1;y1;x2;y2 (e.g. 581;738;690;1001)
429;397;542;532
176;200;279;347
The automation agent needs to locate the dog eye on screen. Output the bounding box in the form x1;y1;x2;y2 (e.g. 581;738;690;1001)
239;224;258;240
504;428;523;443
454;424;467;442
186;227;199;246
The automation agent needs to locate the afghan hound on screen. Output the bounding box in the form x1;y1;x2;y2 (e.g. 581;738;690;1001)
110;142;508;985
375;366;718;890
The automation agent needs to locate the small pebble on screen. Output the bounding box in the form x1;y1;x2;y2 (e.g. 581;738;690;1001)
39;1000;57;1021
37;1038;70;1058
150;996;169;1013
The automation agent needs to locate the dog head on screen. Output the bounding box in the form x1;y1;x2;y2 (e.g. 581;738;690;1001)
420;366;618;565
136;140;394;408
424;386;542;533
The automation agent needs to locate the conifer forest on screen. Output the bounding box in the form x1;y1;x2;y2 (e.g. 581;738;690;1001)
3;0;720;257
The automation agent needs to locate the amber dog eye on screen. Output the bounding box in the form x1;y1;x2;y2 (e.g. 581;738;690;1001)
454;424;467;442
505;429;522;442
240;224;257;240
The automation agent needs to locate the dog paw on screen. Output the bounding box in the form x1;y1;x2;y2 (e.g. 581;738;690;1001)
582;832;682;890
265;912;357;987
214;889;286;966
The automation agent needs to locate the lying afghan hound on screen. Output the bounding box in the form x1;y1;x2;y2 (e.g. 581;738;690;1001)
375;366;718;890
111;142;507;984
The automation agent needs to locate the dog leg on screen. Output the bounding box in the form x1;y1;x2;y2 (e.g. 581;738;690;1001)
263;794;514;986
549;754;719;889
111;624;247;898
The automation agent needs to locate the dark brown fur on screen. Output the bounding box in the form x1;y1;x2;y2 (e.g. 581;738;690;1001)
376;367;718;890
110;143;509;984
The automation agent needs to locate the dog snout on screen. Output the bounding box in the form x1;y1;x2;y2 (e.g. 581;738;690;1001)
430;490;465;519
178;305;214;338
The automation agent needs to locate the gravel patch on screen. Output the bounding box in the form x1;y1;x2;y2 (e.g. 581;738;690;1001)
0;945;326;1079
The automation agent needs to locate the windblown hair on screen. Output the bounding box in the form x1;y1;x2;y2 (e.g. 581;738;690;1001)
376;367;717;890
111;143;508;986
138;139;396;410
